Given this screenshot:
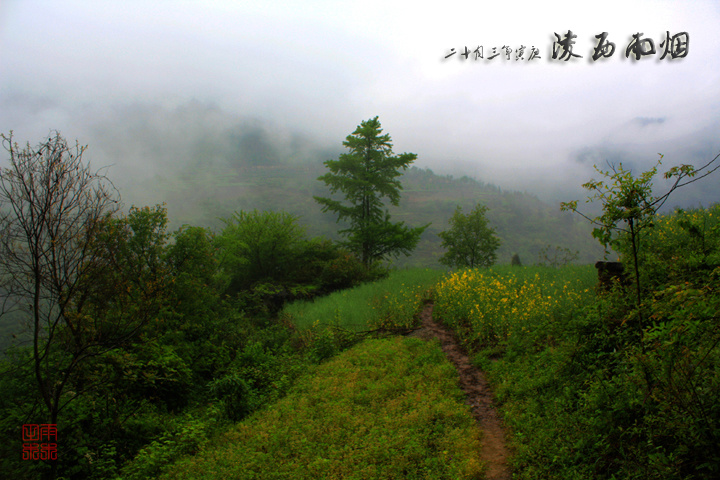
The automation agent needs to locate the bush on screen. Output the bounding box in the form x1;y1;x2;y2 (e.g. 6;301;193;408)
318;250;373;290
215;209;306;295
638;205;720;288
208;373;259;422
438;224;720;478
209;339;307;421
119;407;220;480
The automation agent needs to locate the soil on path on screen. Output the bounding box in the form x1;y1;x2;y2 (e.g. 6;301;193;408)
411;303;512;480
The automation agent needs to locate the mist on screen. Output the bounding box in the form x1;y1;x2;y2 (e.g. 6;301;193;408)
1;0;719;220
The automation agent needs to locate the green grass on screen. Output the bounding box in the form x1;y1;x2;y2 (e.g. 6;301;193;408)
433;255;720;479
283;268;445;332
432;264;601;478
159;336;484;479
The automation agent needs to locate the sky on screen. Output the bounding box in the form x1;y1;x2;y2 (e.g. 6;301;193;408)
1;0;719;207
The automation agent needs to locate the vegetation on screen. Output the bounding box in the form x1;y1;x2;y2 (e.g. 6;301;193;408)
0;132;395;479
314;116;429;268
284;268;442;329
2;129;718;480
438;204;501;269
215;209;306;295
430;151;720;479
160;337;485;480
213;209;382;316
131;158;604;268
0;131;123;480
434;265;596;350
561;154;719;340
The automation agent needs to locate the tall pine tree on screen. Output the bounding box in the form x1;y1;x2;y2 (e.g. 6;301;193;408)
314;116;428;267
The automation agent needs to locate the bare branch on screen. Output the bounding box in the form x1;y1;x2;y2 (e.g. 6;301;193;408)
0;130;121;425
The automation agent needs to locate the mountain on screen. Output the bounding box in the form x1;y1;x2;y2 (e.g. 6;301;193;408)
133;159;605;268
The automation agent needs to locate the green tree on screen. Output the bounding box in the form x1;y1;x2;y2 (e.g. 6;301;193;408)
215;209;305;295
560;152;719;341
438;204;500;269
166;224;223;316
314;116;429;268
89;205;174;341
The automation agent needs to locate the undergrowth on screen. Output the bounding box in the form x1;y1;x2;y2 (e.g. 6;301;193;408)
109;268;445;477
158;337;485;480
433;205;720;479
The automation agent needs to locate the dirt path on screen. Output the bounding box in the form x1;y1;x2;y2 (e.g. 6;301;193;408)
411;303;512;480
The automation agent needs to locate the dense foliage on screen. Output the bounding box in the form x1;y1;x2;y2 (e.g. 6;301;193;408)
438;204;501;269
434;205;720;479
2;130;717;479
0;191;387;478
314;116;429;267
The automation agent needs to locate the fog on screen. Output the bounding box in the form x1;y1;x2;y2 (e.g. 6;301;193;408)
1;0;719;213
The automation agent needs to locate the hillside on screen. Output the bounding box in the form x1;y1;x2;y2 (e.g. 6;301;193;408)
136;161;605;268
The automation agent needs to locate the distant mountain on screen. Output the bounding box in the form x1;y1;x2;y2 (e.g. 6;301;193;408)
88;102;719;252
135;159;605;268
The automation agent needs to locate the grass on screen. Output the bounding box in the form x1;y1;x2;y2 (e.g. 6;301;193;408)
432;264;603;478
283;268;445;332
159;336;485;480
432;258;720;479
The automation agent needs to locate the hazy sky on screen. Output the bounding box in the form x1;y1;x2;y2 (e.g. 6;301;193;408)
1;0;719;204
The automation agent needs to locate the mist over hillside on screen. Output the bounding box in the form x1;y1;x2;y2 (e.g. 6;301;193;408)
2;1;719;250
2;98;717;268
59;101;606;266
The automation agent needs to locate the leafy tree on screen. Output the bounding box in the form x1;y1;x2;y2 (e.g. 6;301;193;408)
215;209;305;295
80;205;174;343
560;152;719;340
168;225;218;283
314;116;429;268
165;224;222;316
438;204;500;268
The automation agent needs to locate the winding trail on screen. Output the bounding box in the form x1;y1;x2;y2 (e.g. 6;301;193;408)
411;303;512;480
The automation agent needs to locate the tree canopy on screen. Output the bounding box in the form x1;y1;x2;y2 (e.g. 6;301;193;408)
438;204;500;269
314;116;428;267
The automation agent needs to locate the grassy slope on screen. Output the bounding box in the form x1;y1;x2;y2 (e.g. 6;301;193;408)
159;336;485;480
283;268;444;331
154;265;600;480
